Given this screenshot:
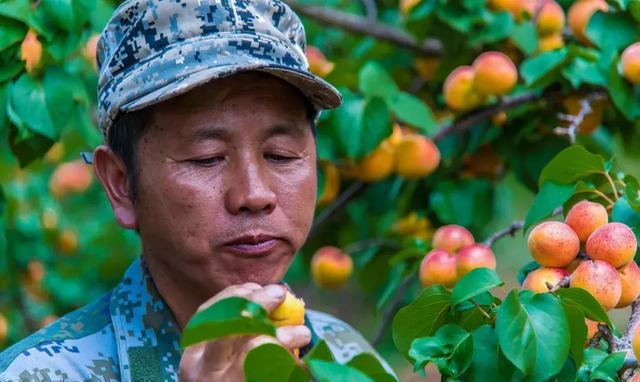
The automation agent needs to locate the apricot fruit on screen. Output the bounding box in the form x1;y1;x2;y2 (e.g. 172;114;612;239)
386;123;404;146
568;0;608;45
0;314;7;342
570;260;622;311
311;246;353;289
49;160;93;198
538;33;564;52
317;162;340;207
357;141;394;182
433;225;475;254
633;323;640;362
621;42;640;84
269;290;305;327
522;267;569;293
487;0;519;15
585;319;600;343
456;244;496;278
20;29;42;74
414;57;440;82
443;66;486;112
586;222;637;268
394;134;440;179
399;0;421;14
57;229;78;254
472;52;518;97
616;261;640;308
565;200;608;243
528;221;580;267
306;46;335;77
562;95;604;134
537;1;565;36
83;34;100;70
419;249;458;288
393;212;433;241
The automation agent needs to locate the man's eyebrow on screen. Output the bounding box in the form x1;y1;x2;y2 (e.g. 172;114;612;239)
190;127;230;142
263;123;308;139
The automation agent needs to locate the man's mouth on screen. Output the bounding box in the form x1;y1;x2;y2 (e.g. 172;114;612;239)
222;234;282;257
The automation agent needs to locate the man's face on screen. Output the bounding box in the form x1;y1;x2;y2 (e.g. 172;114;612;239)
134;72;317;295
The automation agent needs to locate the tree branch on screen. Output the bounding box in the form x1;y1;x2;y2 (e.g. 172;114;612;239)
554;92;607;144
372;275;417;346
284;0;442;56
343;238;402;254
360;0;378;21
309;182;368;238
483;207;563;248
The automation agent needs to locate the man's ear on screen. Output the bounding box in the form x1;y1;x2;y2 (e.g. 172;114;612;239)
93;145;138;229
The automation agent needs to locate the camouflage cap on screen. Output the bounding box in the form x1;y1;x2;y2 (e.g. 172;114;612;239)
96;0;342;137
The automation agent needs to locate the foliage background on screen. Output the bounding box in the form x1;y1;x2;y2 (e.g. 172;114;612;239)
1;0;640;380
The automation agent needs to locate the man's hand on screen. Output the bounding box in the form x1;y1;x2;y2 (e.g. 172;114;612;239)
179;283;311;381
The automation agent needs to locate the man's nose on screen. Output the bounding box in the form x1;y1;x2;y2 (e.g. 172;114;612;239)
225;157;277;215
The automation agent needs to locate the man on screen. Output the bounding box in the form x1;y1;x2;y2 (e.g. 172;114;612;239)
0;0;394;380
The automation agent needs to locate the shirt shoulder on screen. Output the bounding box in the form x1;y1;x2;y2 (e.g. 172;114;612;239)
0;293;120;382
305;309;396;378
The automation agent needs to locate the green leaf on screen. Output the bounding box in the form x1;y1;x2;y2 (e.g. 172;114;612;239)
510;22;538;55
611;197;640;242
0;0;30;22
358;97;391;158
41;0;95;32
523;181;577;232
302;340;335;363
8;74;57;140
517;261;541;285
461;325;517;382
429;179;493;232
562;302;586;367
469;11;514;45
244;343;308;382
451;268;503;308
180;296;275;348
6;124;54;167
358;62;398;100
392;285;451;358
331;89;364;159
590;352;626;381
561;56;607;87
623;175;640;211
496;290;570;381
387;91;436;135
520;49;570;88
347;353;398;382
308;360;375;382
556;288;611;327
608;55;640;121
585;11;638;51
538;146;607;187
0;18;26;52
409;324;473;378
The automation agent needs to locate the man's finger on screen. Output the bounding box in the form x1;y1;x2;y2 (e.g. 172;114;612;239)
196;284;258;312
276;325;311;350
247;284;286;312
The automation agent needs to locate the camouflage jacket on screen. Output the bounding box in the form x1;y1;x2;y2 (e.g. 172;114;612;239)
0;257;394;381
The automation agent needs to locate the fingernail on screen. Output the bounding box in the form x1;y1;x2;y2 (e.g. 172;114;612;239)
266;285;285;298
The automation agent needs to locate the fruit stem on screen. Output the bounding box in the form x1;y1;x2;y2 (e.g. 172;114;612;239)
602;172;620;201
471;300;492;320
590;188;615;206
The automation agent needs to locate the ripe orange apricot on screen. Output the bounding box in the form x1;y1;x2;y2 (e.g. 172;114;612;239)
621;42;640;84
568;0;608;45
585;319;600;343
386;123;404;146
562;95;604;134
565;200;608;243
269;290;305;327
399;0;421;14
49;160;93;198
487;0;519;15
616;261;640;308
586;222;637;268
317;162;340;207
83;34;100;70
357;141;394;182
472;52;518;97
527;221;580;267
20;29;42;74
419;249;458;288
456;244;496;278
537;1;565;36
394;134;440;179
633;323;640;362
306;46;335;77
538;33;564;52
433;225;475;254
570;260;622;311
443;66;486;112
0;314;7;342
311;246;353;289
522;267;569;293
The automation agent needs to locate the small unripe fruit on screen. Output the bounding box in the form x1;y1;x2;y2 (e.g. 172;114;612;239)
586;222;637;268
419;249;458;288
522;267;569;293
565;200;608;243
568;0;608;45
269;290;305;327
616;261;640;308
570;260;622;311
357;141;394;182
306;46;335;77
311;246;353;289
538;33;564;52
537;1;565;36
394;134;440;179
433;225;475;254
443;66;486;112
621;42;640;84
528;221;580;267
317;162;340;207
456;244;496;278
472;52;518;97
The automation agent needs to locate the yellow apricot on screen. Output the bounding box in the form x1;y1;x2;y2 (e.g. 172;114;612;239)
621;42;640;84
306;46;335;77
565;200;608;243
586;222;637;268
568;0;608;45
433;225;475;254
269;291;305;327
357;141;394;182
20;29;42;74
570;260;622;311
311;246;353;289
522;267;569;293
528;221;580;267
394;134;440;179
472;52;518;97
538;33;564;52
537;1;565;36
443;66;486;112
317;162;340;207
616;261;640;308
419;249;458;288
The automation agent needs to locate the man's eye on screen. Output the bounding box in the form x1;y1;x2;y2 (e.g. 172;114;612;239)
266;153;296;162
192;156;224;166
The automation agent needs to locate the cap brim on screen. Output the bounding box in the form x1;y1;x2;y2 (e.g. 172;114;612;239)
121;62;342;114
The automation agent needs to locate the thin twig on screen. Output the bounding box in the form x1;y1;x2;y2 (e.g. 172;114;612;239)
471;300;492;320
343;238;402;254
309;182;368;238
285;0;442;56
603;172;620;201
360;0;378;21
554;92;607;144
372;275;417;346
589;188;616;206
483;207;563;248
622;298;640;344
